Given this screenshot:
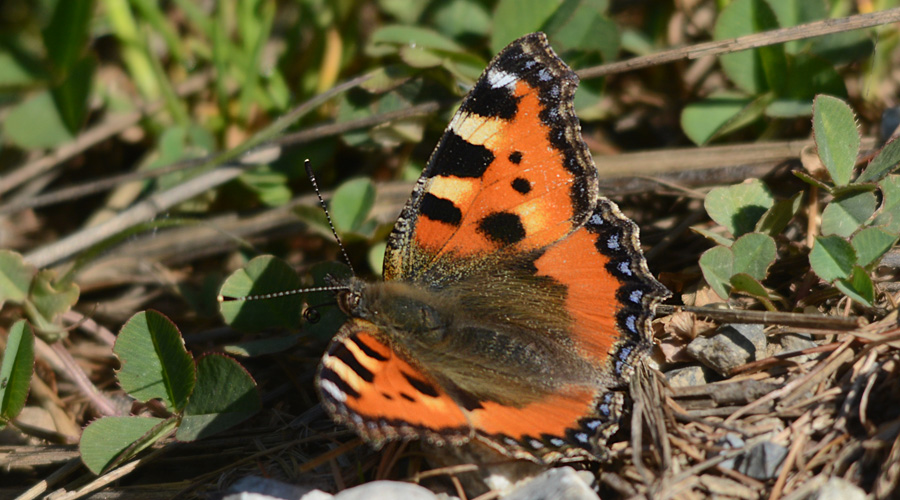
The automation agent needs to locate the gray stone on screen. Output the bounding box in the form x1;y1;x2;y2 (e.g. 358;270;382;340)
501;467;599;500
777;332;819;363
665;365;714;387
716;435;787;480
334;481;440;500
687;324;766;375
811;477;866;500
225;476;324;500
735;441;787;479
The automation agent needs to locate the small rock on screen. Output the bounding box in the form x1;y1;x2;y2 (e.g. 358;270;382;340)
716;434;745;471
716;435;787;480
687;324;766;375
334;481;440;500
225;476;323;500
811;477;866;500
501;467;599;500
665;365;715;387
736;441;788;480
777;332;819;363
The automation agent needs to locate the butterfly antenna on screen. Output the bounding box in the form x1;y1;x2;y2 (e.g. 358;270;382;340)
217;285;347;303
305;159;356;276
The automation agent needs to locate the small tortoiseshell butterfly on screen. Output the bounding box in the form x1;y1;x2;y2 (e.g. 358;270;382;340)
316;32;670;464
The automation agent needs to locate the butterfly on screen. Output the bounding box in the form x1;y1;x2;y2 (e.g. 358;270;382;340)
316;32;669;464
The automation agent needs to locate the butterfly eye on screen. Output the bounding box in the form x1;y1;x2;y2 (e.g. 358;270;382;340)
341;291;361;312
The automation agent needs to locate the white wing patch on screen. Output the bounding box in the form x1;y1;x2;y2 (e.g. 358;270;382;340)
487;69;518;90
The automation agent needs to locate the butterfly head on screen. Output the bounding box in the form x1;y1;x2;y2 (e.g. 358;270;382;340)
334;278;453;346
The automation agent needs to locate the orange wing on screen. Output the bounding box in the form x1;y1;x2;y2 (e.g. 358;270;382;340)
468;199;670;462
317;319;472;446
383;32;598;282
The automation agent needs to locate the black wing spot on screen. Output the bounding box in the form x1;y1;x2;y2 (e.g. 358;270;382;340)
420;193;462;226
508;151;523;164
349;335;389;361
402;371;441;398
478;212;526;245
461;78;520;119
320;368;361;400
429;132;494;178
339;350;375;383
511;177;531;194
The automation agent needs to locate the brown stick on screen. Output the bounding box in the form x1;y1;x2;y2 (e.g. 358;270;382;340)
577;8;900;79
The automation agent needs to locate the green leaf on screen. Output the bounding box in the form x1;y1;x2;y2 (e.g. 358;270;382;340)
218;255;304;332
441;51;487;83
399;46;445;68
80;416;171;474
51;56;95;133
0;321;34;426
0;50;44;87
681;92;755;145
835;266;875;306
360;65;416;93
705;180;775;237
820;191;877;237
691;226;734;247
432;0;491;39
177;354;260;441
809;28;874;66
858;136;900;183
378;0;429;23
810;235;856;282
730;273;771;300
331;178;376;234
812;95;859;186
765;99;811;118
0;250;35;306
784;54;847;100
239;166;291;207
544;0;618;62
874;175;900;233
368;25;464;54
765;0;827;54
793;170;833;192
755;192;803;235
224;336;298;358
699;245;734;299
715;0;784;94
368;241;388;276
4;91;74;148
114;311;196;412
732;233;777;280
851;227;898;268
29;270;80;333
42;0;95;73
491;0;563;53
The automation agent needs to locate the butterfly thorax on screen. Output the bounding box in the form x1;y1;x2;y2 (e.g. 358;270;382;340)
335;276;596;406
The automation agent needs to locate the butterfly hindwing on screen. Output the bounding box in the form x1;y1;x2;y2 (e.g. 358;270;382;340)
317;319;472;446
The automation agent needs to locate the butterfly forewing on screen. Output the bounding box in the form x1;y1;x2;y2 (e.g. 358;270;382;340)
383;32;599;283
